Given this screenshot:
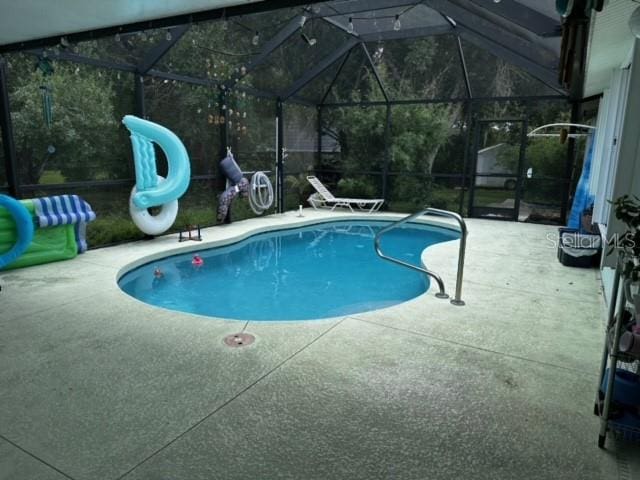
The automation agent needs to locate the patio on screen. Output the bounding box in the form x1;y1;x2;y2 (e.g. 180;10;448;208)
1;211;637;479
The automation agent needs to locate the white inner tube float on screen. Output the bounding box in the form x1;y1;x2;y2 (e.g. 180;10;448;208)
248;171;274;215
129;175;179;236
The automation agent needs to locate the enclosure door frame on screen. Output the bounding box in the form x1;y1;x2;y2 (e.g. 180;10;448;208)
467;117;529;221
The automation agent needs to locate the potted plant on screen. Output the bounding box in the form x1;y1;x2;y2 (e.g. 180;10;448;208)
610;195;640;282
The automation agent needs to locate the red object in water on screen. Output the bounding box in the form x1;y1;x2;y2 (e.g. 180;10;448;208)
192;255;204;266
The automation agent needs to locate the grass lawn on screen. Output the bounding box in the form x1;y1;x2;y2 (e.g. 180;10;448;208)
39;170;66;184
472;188;515;205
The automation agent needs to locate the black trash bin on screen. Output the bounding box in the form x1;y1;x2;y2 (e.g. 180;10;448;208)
557;228;601;268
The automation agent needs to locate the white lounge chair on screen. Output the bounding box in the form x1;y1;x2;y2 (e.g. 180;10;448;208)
306;176;384;213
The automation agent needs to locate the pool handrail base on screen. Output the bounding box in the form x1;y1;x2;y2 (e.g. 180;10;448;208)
373;207;467;305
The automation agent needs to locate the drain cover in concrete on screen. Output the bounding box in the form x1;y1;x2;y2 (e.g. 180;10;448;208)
223;333;255;348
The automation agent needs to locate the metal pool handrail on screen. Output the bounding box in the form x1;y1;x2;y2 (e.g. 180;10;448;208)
373;208;467;306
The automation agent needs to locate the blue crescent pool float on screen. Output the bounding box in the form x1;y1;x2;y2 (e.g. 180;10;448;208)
122;115;191;235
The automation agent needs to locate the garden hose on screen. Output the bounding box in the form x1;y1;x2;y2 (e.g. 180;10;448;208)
248;171;274;215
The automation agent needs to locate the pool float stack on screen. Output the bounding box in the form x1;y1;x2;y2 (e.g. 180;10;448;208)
122;115;191;236
0;194;95;270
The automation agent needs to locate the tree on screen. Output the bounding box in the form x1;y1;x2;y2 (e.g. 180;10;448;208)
320;36;463;180
391;104;452;173
9;55;126;184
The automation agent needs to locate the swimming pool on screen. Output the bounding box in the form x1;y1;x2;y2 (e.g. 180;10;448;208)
118;220;459;321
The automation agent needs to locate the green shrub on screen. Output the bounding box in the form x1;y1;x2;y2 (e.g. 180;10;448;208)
86;214;145;247
336;177;377;198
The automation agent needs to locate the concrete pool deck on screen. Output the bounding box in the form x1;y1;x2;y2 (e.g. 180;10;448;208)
1;209;638;479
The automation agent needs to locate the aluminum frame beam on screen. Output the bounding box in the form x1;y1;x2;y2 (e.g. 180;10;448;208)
138;25;190;74
276;99;285;213
359;24;452;42
456;28;564;94
319;47;353;105
360;43;389;103
423;0;558;69
147;69;217;88
281;37;359;101
26;49;137;72
26;49;304;103
456;35;472;98
321;94;566;108
0;56;19;197
225;14;307;89
145;70;318;105
320;17;360;38
134;74;145;117
312;0;419;18
468;0;561;37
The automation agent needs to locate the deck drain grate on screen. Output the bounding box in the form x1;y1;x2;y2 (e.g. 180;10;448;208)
223;333;255;348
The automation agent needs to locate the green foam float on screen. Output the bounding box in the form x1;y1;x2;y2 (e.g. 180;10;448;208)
0;199;77;271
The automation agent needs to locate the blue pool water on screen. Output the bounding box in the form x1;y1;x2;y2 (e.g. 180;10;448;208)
118;221;458;321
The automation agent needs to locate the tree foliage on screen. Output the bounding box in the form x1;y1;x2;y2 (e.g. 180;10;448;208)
391;105;452;173
8;54;130;184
